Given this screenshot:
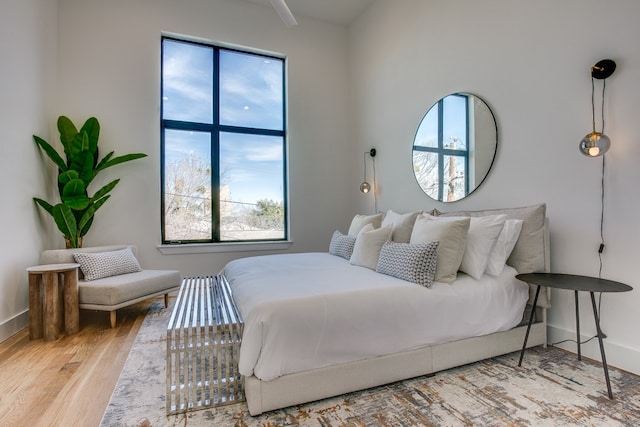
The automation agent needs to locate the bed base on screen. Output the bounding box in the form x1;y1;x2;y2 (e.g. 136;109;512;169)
241;215;552;415
245;318;547;416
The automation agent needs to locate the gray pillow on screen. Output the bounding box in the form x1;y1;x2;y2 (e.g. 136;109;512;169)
329;230;356;260
376;241;439;287
73;247;142;281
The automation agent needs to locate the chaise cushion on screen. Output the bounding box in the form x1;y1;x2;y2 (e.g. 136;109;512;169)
78;269;181;307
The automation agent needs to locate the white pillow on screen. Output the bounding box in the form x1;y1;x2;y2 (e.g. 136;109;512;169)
73;247;142;281
436;203;546;274
347;213;383;237
328;230;356;260
455;214;507;280
410;214;470;283
350;225;392;270
376;241;439;287
486;219;523;276
381;210;419;243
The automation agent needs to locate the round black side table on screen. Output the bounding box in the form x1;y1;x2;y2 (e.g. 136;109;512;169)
516;273;633;399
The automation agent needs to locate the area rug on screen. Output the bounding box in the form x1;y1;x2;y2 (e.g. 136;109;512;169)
101;300;640;427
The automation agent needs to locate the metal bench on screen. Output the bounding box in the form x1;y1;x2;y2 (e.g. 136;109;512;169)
166;275;244;415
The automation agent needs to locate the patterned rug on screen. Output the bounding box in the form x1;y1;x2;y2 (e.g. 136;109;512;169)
101;300;640;427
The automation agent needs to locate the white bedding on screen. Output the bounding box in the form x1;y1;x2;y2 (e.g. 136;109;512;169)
222;252;529;382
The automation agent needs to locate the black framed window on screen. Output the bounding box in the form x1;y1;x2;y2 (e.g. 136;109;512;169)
161;37;287;243
412;93;469;202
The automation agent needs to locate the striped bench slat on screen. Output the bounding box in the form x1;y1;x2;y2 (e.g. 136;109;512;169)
166;275;244;415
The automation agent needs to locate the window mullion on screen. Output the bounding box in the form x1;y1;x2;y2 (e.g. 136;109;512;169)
437;100;444;202
464;95;470;195
218;124;284;137
212;48;221;242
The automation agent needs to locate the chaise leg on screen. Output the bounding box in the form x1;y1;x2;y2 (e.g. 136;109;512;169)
164;293;169;308
110;310;116;328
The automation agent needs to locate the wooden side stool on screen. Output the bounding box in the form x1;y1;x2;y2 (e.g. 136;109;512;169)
27;263;80;341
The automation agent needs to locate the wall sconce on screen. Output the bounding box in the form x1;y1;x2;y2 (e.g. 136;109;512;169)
579;59;616;157
579;59;617;279
360;148;376;193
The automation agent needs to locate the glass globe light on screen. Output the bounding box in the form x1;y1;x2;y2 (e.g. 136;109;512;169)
579;132;610;157
360;181;371;193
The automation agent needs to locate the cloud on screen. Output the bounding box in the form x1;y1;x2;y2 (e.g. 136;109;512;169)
163;40;213;122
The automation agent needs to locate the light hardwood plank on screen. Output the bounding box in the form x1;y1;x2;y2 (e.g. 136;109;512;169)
0;296;164;427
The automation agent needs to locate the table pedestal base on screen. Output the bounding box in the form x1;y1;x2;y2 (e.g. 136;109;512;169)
519;285;613;399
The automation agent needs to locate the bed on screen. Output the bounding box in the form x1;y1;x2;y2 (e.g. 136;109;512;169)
222;204;551;416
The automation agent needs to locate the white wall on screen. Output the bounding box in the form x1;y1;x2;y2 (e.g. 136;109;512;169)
55;0;353;274
0;0;58;340
350;0;640;374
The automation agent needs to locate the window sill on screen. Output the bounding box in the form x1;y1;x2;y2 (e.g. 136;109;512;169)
157;240;293;255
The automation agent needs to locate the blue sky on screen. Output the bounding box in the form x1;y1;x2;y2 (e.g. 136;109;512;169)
414;94;467;149
162;39;284;204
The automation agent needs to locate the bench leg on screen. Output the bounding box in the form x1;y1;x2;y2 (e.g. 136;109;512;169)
110;310;116;328
164;293;169;308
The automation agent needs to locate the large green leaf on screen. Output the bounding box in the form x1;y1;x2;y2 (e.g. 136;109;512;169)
61;179;89;210
61;176;86;195
57;116;78;157
95;153;147;174
52;204;78;246
61;197;90;211
33;198;54;216
74;150;96;186
33;135;67;171
78;215;94;237
94;151;114;172
78;195;110;236
78;117;100;155
92;179;120;200
69;131;91;169
58;170;79;185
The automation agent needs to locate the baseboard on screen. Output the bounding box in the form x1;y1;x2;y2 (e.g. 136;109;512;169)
548;324;640;376
0;310;28;343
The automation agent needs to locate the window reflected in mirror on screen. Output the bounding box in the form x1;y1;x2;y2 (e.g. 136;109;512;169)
412;93;497;203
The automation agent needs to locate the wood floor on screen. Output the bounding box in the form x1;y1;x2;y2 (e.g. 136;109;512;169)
0;296;164;427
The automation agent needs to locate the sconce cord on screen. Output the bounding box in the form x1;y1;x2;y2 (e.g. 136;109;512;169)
591;77;596;133
597;77;606;278
363;152;367;182
599;154;605;279
601;79;606;134
372;155;378;213
597;81;606;337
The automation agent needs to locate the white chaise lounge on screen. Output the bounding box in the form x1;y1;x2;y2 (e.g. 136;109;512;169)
41;244;181;328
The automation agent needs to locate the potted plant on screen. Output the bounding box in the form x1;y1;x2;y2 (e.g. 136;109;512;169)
33;116;147;248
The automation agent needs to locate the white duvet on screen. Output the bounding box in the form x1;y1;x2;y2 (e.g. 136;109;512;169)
222;252;528;382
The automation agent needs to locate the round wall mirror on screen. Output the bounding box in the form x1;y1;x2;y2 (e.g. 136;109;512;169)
412;93;497;202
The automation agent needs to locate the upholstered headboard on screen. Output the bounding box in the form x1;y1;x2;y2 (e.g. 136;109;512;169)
435;203;551;308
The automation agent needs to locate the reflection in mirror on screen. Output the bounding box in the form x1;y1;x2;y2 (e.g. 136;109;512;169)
412;93;497;202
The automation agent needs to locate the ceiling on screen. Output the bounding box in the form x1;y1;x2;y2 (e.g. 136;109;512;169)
242;0;376;26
